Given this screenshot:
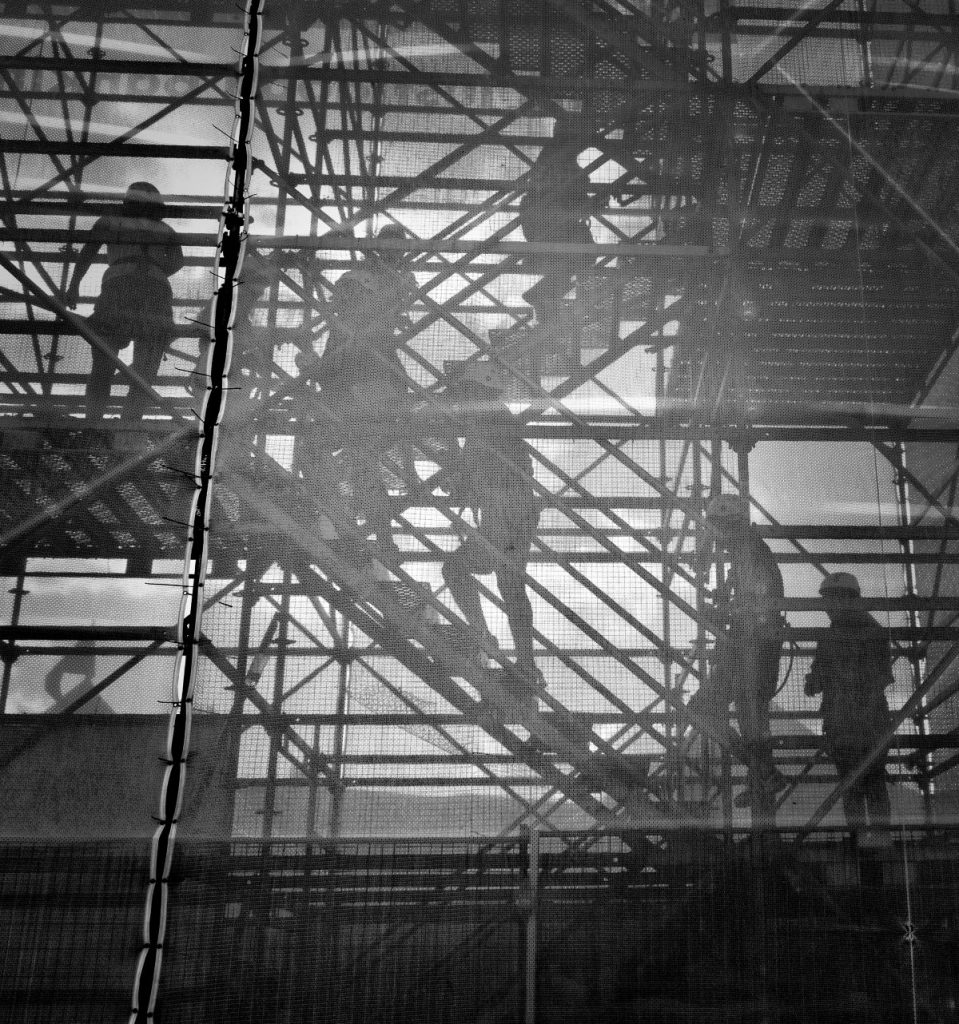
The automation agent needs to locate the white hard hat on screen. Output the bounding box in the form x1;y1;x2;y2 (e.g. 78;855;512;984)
819;572;861;596
705;493;750;523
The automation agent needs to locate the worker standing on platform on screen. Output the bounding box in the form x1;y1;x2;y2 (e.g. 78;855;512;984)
689;493;787;809
805;572;894;845
65;182;185;422
518;112;595;327
441;360;541;700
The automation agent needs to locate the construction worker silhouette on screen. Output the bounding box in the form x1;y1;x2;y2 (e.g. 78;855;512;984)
441;360;540;696
296;226;418;559
518;112;595;326
806;572;894;846
690;493;787;809
65;182;184;421
317;224;415;400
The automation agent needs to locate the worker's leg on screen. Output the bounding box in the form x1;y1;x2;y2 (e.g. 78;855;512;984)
841;787;869;833
519;217;576;323
522;265;563;323
305;383;355;515
483;506;538;677
862;758;892;830
85;324;127;421
302;444;354;544
733;651;785;808
739;634;786;791
527;220;594;325
496;564;536;679
347;366;413;551
380;357;420;493
85;278;134;421
123;278;175;421
125;329;170;421
734;690;776;788
832;746;869;833
689;639;735;741
442;539;495;658
347;437;398;557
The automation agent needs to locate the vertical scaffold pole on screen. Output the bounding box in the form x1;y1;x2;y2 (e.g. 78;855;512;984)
522;827;541;1024
127;1;263;1020
892;442;934;821
0;562;26;713
710;437;734;833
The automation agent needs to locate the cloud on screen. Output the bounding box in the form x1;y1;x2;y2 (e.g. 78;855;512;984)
4;24;211;61
0;109;214;148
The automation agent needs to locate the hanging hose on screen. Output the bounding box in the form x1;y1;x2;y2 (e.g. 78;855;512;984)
773;632;799;698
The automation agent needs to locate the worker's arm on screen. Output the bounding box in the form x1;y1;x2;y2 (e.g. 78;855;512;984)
64;218;107;307
155;223;184;276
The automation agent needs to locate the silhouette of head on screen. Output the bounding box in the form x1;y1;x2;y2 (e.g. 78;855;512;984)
124;181;164;217
373;224;409;264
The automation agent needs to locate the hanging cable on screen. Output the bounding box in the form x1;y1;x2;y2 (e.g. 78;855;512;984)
843;83;928;815
773;637;798;698
126;2;263;1021
844;45;929;864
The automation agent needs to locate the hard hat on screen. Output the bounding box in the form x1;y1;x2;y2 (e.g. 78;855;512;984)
372;224;409;262
819;572;861;596
704;493;749;523
125;181;163;206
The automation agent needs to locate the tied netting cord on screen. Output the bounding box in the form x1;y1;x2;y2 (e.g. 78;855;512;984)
127;1;263;1020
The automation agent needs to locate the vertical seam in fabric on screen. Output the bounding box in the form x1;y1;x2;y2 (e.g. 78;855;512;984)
126;2;263;1019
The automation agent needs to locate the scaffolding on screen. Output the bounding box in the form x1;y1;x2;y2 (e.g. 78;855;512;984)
2;0;959;1020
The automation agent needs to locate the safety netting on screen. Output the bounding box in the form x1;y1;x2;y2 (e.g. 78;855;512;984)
2;0;959;1021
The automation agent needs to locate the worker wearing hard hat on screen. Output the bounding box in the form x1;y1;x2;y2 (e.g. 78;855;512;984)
805;572;894;845
690;493;787;810
65;181;185;422
441;359;541;698
518;112;596;325
297;225;419;554
316;223;417;407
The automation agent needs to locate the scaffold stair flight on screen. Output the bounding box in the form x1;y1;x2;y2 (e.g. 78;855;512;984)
229;475;669;828
488;264;668;379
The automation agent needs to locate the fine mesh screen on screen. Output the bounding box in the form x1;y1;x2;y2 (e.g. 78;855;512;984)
2;0;959;1021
